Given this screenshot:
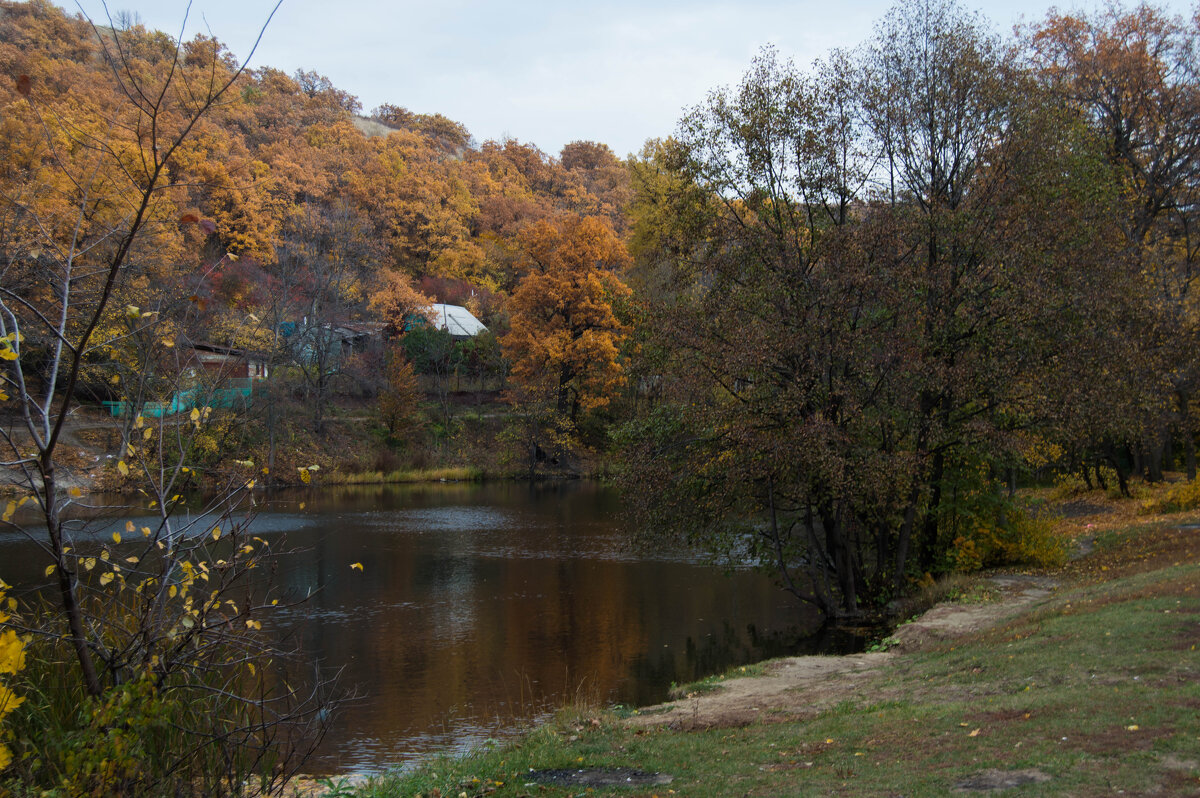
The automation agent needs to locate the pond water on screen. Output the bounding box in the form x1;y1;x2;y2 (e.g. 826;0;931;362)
0;481;864;774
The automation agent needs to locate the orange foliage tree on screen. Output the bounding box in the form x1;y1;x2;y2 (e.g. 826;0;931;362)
501;214;632;419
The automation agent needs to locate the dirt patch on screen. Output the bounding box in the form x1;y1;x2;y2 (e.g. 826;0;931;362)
1066;725;1174;755
1172;621;1200;650
889;575;1058;651
977;708;1036;724
1059;500;1113;518
1161;754;1200;773
953;768;1052;791
524;768;672;787
626;575;1059;731
1064;524;1200;582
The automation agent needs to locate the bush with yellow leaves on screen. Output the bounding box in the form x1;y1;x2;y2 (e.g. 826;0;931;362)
1140;477;1200;514
947;510;1067;572
0;586;25;772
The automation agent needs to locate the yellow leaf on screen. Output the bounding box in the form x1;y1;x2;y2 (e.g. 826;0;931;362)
211;526;221;541
44;564;55;577
190;408;200;423
67;486;81;498
1126;724;1139;731
968;728;981;737
125;520;135;533
2;502;14;523
134;415;144;429
99;572;113;587
117;461;129;477
125;305;140;319
169;585;177;598
112;531;121;544
82;558;96;572
161;338;174;348
143;427;153;441
350;562;364;571
141;526;151;537
298;468;311;484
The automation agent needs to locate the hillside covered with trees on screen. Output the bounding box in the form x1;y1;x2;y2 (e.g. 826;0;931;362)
2;0;1200;791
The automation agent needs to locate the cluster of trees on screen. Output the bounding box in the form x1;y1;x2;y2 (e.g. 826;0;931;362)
0;1;639;792
618;0;1200;619
0;0;639;472
3;0;1200;786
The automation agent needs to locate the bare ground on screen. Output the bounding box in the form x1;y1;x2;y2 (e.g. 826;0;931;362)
625;573;1060;732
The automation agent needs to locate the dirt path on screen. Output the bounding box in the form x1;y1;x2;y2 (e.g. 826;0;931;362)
626;574;1060;731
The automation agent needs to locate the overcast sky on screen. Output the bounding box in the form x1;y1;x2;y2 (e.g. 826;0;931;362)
61;0;1198;159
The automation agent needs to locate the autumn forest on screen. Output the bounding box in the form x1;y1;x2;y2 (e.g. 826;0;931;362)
2;0;1200;791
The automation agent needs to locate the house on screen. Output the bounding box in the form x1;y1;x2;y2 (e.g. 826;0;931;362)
189;341;270;380
101;341;267;418
279;320;387;366
427;303;487;340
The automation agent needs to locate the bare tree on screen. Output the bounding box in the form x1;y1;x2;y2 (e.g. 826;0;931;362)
0;5;335;794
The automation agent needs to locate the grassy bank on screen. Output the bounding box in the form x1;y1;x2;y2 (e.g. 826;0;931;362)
335;509;1200;798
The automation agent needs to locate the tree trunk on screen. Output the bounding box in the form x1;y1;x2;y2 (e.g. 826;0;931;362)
1178;389;1196;481
43;470;103;696
919;450;945;572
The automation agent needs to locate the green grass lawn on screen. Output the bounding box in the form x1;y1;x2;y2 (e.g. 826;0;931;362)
337;519;1200;798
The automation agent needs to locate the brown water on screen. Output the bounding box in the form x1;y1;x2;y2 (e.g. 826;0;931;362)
0;481;862;775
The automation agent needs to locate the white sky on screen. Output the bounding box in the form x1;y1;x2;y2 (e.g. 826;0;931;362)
58;0;1199;159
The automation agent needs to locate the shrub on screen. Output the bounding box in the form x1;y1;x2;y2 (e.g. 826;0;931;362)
0;588;25;773
8;593;329;797
1141;477;1200;514
947;510;1067;572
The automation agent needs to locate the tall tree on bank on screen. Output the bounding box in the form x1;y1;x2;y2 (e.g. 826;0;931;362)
1030;5;1200;481
619;0;1111;619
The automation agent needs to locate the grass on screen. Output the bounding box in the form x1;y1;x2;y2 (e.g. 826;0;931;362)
335;501;1200;798
324;466;485;485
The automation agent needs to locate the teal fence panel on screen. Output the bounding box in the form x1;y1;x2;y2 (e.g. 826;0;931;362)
101;380;254;418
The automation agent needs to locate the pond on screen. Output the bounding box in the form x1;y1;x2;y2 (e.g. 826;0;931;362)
0;481;864;774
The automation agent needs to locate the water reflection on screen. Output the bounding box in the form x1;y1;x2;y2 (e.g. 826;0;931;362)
1;481;860;775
